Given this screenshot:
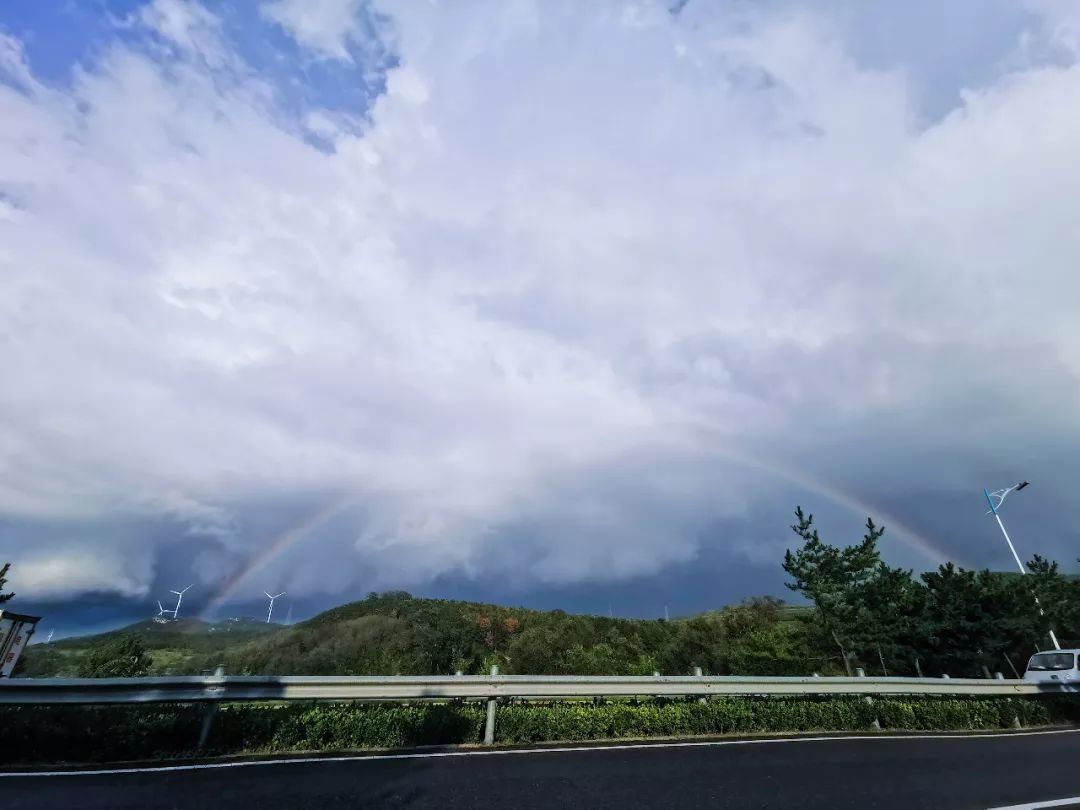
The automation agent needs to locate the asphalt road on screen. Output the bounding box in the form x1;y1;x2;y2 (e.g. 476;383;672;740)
4;730;1080;810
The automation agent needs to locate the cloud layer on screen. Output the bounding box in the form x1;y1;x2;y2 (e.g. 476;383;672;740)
3;0;1080;608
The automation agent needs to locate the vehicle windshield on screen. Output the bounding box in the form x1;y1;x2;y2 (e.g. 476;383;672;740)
1027;653;1075;671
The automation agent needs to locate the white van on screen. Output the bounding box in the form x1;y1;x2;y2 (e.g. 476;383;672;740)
1023;649;1080;684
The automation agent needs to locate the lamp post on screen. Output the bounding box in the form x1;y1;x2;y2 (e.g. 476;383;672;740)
984;481;1061;650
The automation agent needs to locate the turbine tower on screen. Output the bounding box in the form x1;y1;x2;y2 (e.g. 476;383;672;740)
264;591;285;624
170;585;193;621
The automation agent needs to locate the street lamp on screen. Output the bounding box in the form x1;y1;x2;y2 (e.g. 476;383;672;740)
984;481;1061;650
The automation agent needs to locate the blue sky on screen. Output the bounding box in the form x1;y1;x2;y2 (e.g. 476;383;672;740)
3;0;1080;636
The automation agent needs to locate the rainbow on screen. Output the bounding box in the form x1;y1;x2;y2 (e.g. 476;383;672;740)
200;446;957;618
721;450;957;567
200;493;359;618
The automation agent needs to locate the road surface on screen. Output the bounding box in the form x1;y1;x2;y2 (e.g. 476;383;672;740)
3;730;1080;809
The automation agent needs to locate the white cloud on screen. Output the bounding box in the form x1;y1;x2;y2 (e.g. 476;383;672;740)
261;0;376;61
3;1;1080;602
11;549;155;600
0;30;42;95
135;0;230;67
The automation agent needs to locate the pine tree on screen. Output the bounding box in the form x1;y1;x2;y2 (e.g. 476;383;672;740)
0;563;13;604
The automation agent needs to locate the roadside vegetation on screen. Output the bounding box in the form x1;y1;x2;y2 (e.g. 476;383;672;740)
3;696;1076;765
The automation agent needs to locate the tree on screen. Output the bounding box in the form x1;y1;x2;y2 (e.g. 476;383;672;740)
0;562;13;604
727;623;817;676
1024;555;1080;646
77;634;153;678
918;564;1008;676
782;507;885;674
854;561;922;674
717;596;784;640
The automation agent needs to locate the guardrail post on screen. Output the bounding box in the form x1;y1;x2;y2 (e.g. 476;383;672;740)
994;672;1005;680
483;665;499;745
693;667;707;703
864;694;881;731
197;666;225;751
854;667;880;730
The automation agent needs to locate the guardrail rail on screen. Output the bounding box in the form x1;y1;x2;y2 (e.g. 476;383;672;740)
3;672;1070;749
0;673;1060;705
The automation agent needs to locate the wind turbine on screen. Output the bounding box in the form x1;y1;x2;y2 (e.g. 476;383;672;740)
170;585;193;621
264;591;285;624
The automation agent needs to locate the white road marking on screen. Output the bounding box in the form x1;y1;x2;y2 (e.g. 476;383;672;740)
986;798;1080;809
3;727;1078;779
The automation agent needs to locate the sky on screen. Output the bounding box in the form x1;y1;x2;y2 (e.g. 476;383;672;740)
3;0;1080;637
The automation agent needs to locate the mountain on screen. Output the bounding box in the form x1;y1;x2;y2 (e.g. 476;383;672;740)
17;592;816;678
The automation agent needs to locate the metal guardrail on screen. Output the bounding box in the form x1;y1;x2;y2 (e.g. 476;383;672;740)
0;674;1060;705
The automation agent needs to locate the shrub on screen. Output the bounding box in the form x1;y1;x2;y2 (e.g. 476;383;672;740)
494;697;882;744
0;704;204;763
0;696;1074;765
76;634;153;678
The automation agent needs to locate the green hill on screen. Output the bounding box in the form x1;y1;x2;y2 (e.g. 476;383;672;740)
19;617;284;677
18;592;821;678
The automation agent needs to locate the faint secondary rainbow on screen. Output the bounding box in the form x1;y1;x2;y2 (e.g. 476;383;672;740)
201;446;959;618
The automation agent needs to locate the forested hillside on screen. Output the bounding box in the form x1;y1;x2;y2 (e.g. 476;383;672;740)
211;592;818;676
18;593;819;677
19;617;281;677
18;507;1080;679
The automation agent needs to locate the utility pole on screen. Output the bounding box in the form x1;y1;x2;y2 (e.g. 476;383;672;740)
984;482;1060;650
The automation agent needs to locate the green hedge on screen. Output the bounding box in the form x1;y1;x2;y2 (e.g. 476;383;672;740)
0;704;207;764
0;703;485;765
2;697;1076;766
494;696;1065;744
216;703;485;752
